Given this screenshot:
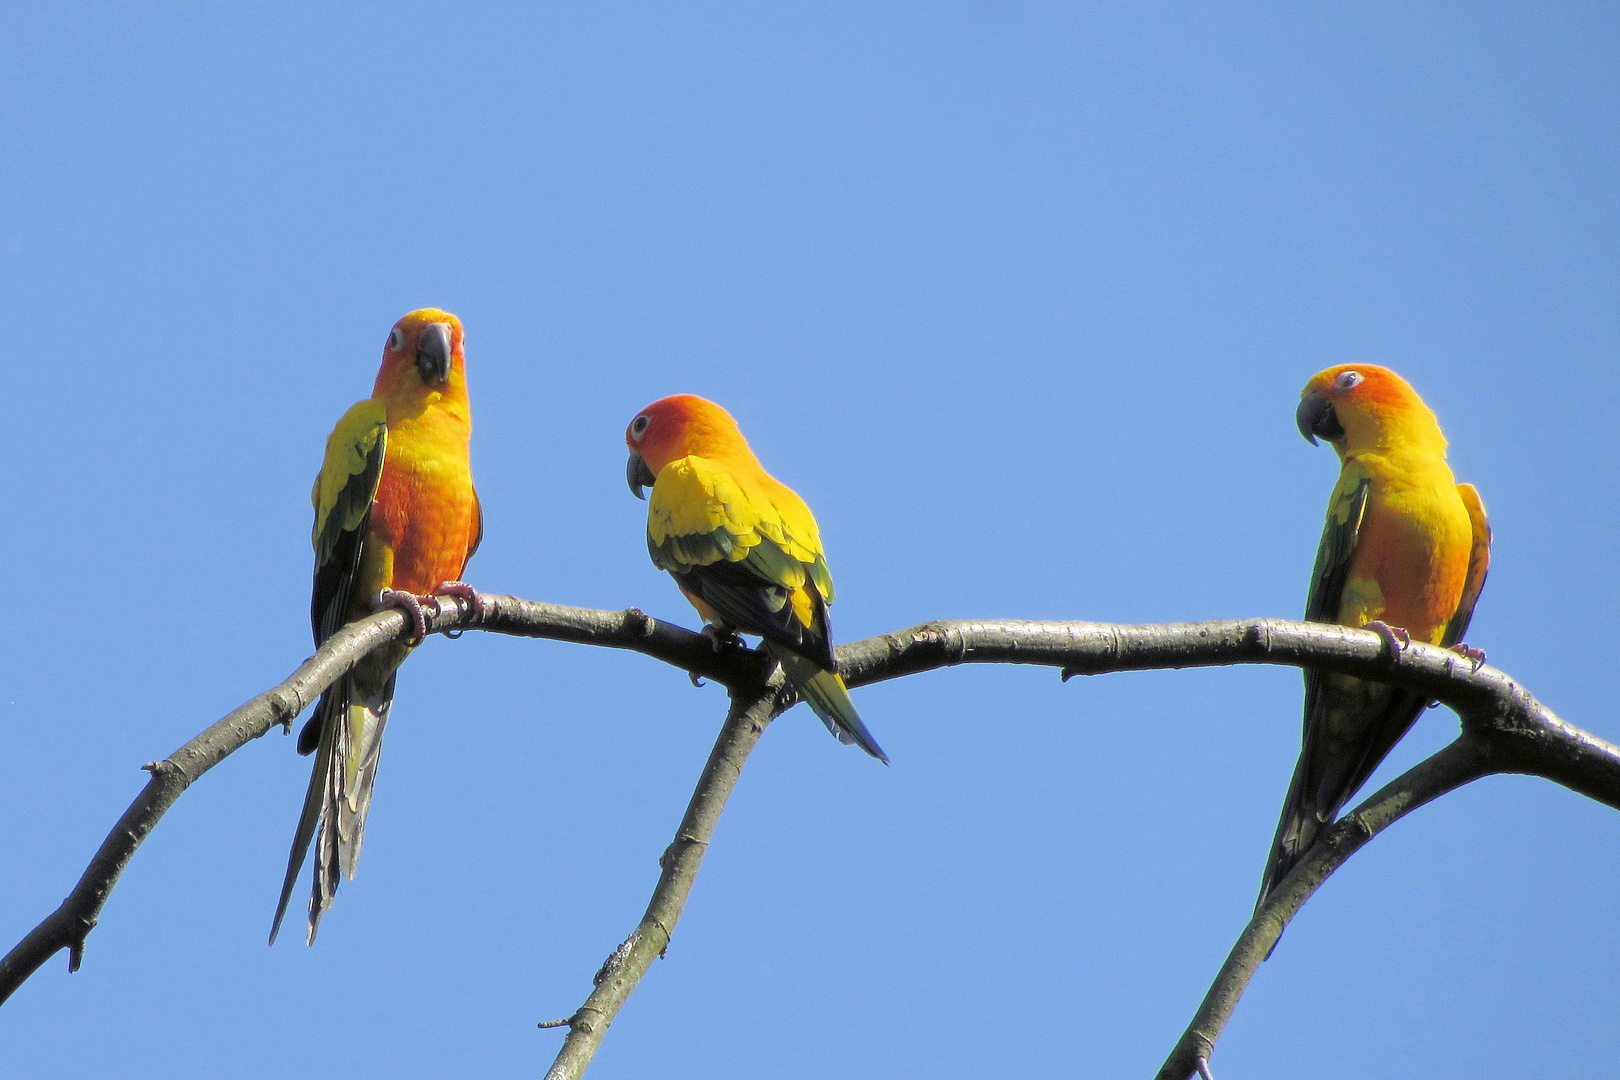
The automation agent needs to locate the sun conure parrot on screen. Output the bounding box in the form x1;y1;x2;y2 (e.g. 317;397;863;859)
1257;363;1490;907
624;394;886;763
270;308;483;945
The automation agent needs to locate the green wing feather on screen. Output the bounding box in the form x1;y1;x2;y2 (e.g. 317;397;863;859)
647;456;834;665
646;455;884;761
1303;471;1371;625
309;400;389;649
272;400;389;946
1258;471;1376;907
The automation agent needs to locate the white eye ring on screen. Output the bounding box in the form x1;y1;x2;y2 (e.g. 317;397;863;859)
1334;370;1363;391
630;415;650;441
387;327;404;352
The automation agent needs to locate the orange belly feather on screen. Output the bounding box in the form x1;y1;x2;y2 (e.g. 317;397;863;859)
357;410;477;605
1343;485;1470;644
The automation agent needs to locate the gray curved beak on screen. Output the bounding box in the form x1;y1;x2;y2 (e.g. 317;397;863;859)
1295;393;1344;445
415;322;453;385
626;451;657;499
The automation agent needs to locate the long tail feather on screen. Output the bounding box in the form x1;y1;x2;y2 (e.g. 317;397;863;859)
269;672;395;946
335;674;393;883
1257;679;1428;910
270;686;342;945
1256;769;1322;910
767;643;887;764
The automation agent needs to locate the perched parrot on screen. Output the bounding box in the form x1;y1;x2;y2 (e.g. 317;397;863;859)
624;394;886;763
270;308;482;945
1257;364;1490;907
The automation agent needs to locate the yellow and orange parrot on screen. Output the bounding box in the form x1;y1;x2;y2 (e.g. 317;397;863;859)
624;394;886;763
270;308;483;945
1258;364;1490;906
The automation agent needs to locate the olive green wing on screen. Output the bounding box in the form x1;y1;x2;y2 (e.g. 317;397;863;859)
272;399;387;946
308;399;389;648
1302;469;1372;626
1258;468;1376;906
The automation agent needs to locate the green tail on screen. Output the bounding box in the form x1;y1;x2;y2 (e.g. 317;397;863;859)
270;662;397;946
767;643;888;763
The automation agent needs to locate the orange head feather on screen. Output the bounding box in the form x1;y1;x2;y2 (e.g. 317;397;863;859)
624;395;760;497
1296;363;1447;460
373;308;468;410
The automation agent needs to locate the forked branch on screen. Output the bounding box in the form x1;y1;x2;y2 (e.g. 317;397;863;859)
0;596;758;1006
0;597;1611;1080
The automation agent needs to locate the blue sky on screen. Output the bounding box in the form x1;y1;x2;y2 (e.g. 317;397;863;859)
2;3;1617;1077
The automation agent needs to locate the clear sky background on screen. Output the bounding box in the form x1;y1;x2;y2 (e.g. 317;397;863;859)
2;3;1617;1077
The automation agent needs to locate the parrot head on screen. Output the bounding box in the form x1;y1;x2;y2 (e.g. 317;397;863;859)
1296;363;1447;459
373;308;465;401
624;394;749;499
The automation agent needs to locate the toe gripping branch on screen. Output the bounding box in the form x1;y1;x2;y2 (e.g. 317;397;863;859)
1364;621;1485;676
430;581;484;638
375;583;484;645
1363;620;1412;660
376;590;431;645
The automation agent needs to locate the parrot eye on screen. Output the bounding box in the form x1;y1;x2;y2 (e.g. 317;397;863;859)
630;415;651;441
387;327;404;352
1334;370;1363;391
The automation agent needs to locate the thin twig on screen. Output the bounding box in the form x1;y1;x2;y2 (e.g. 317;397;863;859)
540;686;787;1080
1154;736;1496;1080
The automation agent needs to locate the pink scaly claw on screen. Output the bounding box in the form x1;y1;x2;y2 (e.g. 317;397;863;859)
1364;620;1412;658
376;589;430;645
1451;641;1487;673
431;580;484;621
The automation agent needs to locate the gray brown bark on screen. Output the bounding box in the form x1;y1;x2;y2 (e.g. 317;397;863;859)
1;596;1609;1080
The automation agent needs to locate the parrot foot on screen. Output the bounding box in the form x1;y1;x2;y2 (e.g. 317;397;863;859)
700;624;746;653
1450;641;1487;672
431;580;484;627
1364;620;1411;659
376;589;431;645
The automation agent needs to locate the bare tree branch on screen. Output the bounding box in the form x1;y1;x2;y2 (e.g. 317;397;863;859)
539;685;788;1080
0;595;761;1006
1153;735;1496;1080
841;616;1620;805
836;618;1620;1080
2;597;1613;1080
0;604;419;1004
